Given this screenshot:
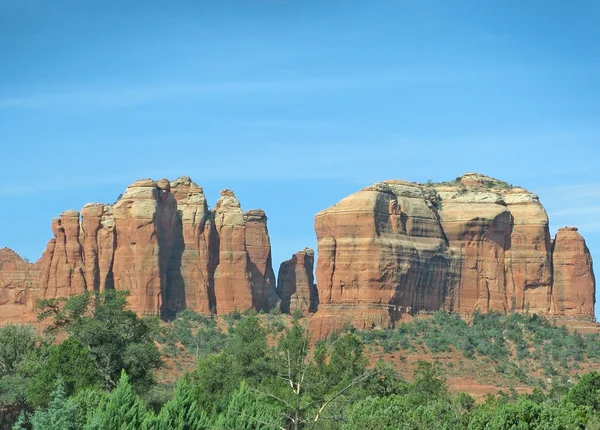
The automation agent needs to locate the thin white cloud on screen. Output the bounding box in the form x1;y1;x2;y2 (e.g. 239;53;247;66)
0;70;433;109
0;63;565;110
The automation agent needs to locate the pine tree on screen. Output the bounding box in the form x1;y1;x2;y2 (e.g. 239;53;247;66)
13;382;80;430
85;371;146;430
214;381;283;430
143;379;210;430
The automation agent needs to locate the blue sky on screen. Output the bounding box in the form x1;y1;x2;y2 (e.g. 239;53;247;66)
1;1;599;315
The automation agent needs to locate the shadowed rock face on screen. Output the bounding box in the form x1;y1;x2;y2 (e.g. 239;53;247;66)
166;176;214;316
277;248;318;315
0;177;279;319
311;173;595;338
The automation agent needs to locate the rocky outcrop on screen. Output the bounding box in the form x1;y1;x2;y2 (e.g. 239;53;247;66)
277;248;318;315
0;177;280;320
0;248;39;312
111;179;176;314
81;203;116;294
212;189;253;314
551;227;596;317
0;173;594;331
312;173;596;336
244;210;279;311
167;176;215;315
39;210;87;299
312;181;454;337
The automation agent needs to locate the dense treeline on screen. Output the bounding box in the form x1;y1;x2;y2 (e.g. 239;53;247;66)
1;292;600;429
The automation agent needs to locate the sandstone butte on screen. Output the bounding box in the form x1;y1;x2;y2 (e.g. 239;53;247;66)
0;173;595;337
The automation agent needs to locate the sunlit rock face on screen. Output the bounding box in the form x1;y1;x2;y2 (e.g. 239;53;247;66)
0;177;279;320
311;173;595;338
551;227;596;318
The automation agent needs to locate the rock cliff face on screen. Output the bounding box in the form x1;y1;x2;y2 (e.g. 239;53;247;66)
0;248;39;321
312;173;595;337
277;248;318;315
0;173;595;331
551;227;596;317
0;177;279;319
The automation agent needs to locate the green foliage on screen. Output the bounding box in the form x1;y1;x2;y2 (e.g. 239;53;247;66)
227;313;271;383
14;382;80;430
409;360;448;404
143;379;210;430
357;310;597;390
159;310;227;358
27;338;100;408
6;298;600;430
37;290;161;392
85;371;146;430
467;397;588;430
566;371;600;411
0;324;39;377
213;382;283;430
188;353;240;415
344;395;463;430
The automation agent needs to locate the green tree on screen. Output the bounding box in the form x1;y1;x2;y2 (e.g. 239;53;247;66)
84;371;147;430
0;324;42;428
187;352;240;415
13;382;80;430
566;371;600;411
37;290;161;392
227;313;271;383
213;381;283;430
0;325;38;377
258;324;374;429
409;361;448;405
27;338;101;407
143;379;210;430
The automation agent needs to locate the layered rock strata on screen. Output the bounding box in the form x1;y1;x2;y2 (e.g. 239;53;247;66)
312;173;595;337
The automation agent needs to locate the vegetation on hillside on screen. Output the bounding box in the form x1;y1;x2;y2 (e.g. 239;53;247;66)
1;292;600;429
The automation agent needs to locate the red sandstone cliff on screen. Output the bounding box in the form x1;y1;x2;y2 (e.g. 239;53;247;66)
0;177;279;320
277;248;318;315
0;173;595;330
311;173;595;337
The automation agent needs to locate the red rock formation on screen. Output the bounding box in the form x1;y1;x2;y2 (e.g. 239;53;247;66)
0;248;39;321
212;190;253;314
313;181;452;338
277;248;318;315
313;173;596;336
244;209;278;311
0;173;593;330
81;203;104;292
551;227;596;318
435;175;553;314
167;177;215;314
39;210;86;299
97;205;116;292
111;180;162;314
